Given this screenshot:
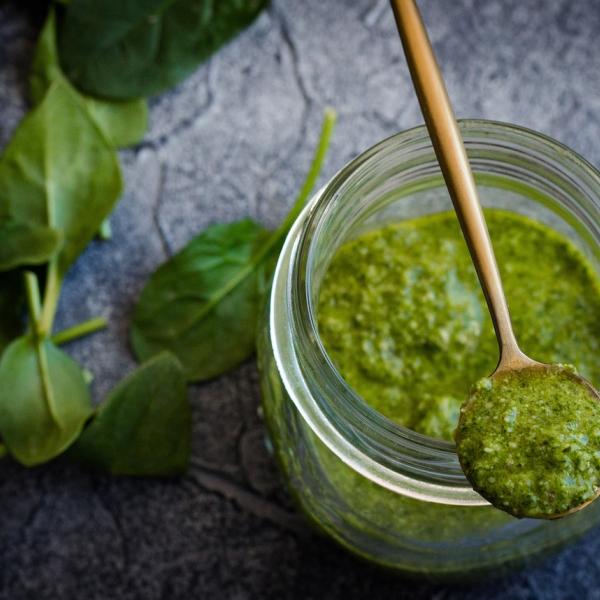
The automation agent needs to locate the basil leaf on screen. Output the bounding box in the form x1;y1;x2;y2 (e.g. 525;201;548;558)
130;109;336;381
0;272;24;354
31;9;148;148
69;352;190;475
57;0;268;100
0;219;62;271
0;335;92;466
0;79;122;277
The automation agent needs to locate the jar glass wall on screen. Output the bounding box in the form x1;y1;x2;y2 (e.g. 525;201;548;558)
257;120;600;579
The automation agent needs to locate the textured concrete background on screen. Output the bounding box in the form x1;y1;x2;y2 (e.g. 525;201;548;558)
1;1;600;598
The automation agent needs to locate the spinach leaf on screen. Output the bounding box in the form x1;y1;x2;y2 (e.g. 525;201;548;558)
0;219;61;271
0;79;122;278
0;272;24;354
130;109;336;381
131;219;273;380
0;335;92;466
57;0;268;100
31;9;148;148
69;352;190;475
83;96;148;148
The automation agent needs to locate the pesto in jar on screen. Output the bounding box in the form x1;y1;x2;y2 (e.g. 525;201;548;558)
318;210;600;442
456;366;600;519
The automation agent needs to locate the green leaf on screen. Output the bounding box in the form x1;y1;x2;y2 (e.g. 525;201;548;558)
0;272;25;354
131;219;273;380
31;9;148;148
0;335;92;466
0;219;62;271
57;0;269;100
84;96;148;148
0;79;122;278
69;352;190;475
130;109;337;381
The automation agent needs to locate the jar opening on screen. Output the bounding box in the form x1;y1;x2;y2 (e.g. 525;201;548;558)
271;119;600;505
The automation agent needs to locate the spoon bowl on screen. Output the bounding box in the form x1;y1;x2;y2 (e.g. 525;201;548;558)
458;363;600;519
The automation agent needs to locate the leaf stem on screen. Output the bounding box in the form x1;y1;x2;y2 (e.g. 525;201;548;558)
39;260;62;335
249;107;337;280
277;107;337;234
246;108;337;268
52;316;108;345
24;271;44;338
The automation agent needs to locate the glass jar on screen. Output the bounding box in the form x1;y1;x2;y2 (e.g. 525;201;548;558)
257;120;600;579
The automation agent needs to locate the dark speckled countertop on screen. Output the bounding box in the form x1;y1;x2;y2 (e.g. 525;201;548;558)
1;1;600;598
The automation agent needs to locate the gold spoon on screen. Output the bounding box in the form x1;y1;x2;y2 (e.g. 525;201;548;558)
391;0;600;518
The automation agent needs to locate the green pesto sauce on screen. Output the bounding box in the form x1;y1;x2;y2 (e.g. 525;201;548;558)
318;210;600;442
456;367;600;519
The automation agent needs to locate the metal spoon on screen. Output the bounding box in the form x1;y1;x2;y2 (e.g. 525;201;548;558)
391;0;600;518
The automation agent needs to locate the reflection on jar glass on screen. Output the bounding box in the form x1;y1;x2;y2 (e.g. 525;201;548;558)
257;120;600;580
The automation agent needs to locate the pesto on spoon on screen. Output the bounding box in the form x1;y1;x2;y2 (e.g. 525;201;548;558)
392;0;600;519
456;366;600;519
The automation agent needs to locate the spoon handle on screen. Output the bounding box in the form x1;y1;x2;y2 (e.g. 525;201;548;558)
391;0;529;370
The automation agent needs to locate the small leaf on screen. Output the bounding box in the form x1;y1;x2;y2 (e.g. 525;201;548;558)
0;272;24;354
0;335;92;466
69;352;190;476
0;79;122;277
130;109;336;381
0;219;62;271
30;9;148;148
57;0;269;100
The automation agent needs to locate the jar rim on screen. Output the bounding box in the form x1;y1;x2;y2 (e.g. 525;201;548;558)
270;118;600;505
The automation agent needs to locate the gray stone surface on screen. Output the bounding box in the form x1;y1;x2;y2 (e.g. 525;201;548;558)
1;0;600;598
